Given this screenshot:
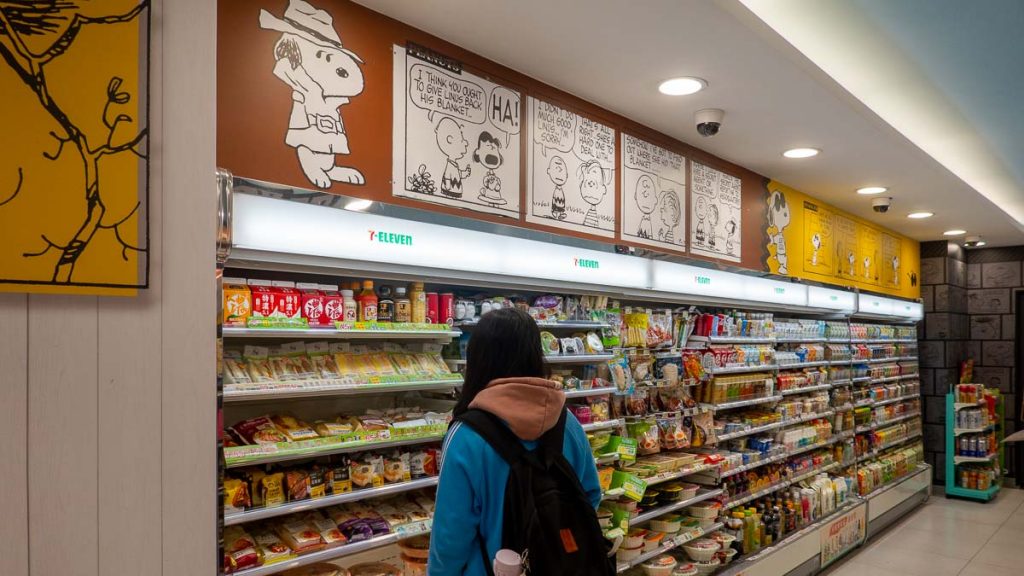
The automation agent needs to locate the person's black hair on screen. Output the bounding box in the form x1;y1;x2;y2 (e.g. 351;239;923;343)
453;307;546;417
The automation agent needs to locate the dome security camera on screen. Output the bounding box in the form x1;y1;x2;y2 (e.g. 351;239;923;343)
695;109;724;137
964;236;984;248
872;197;891;213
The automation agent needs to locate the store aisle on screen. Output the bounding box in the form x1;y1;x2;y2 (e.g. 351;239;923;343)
824;487;1024;576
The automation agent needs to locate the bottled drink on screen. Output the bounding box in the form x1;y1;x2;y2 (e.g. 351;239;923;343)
377;285;395;323
341;290;358;322
358;280;378;322
394;286;411;323
410;282;427;323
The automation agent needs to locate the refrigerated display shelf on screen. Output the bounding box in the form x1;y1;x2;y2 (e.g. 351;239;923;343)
544;354;616;364
223;327;461;340
708;395;783;411
456;320;611;329
779;383;831;396
716;411;835;442
777;361;829;370
723;462;840;511
852;377;872;383
953;424;995;436
707;336;776;344
899;373;920;380
776;337;826;343
720;451;789;479
873;394;919;407
581;419;623;432
224;434;446;468
953;453;998;465
223;476;439;526
229;522;432;576
644;463;720;487
223;377;463;402
630;488;724;524
709;364;778;375
871;412;921;428
829;379;852;387
616;522;724;573
564;385;618;398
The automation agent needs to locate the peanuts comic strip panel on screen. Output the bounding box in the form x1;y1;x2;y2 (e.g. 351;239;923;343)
526;97;616;238
392;44;521;217
620;134;686;252
690;162;741;262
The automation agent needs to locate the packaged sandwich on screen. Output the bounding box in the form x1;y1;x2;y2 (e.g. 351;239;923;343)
223;525;261;572
223;350;253;386
229;415;288;445
271;414;319;442
253;528;294;565
275;518;325;554
244;346;276;384
308;342;343;380
314;420;354;438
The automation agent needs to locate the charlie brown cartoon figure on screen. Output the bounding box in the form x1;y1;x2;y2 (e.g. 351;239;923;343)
634;174;657;239
694;196;708;246
260;0;366;188
435;117;471;198
548;156;568;220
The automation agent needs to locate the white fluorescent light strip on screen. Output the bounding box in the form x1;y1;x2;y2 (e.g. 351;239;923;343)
230;195;922;317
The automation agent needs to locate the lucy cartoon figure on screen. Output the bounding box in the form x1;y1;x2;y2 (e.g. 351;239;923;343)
767;191;790;274
708;205;721;251
578;160;609;228
435;117;471;198
260;0;366;188
548;156;568;220
634;174;657;238
892;256;900;286
863;256;872;279
725;219;738;255
810;233;822;266
694;196;708;246
657;190;680;244
473;132;505;206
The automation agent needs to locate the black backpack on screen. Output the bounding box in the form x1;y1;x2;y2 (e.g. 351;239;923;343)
458;408;616;576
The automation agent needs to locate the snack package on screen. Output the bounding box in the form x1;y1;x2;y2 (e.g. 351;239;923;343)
626;388;649;416
383;451;411;484
229;415;288;445
607;354;632;393
309;466;327;499
602;308;623;349
330;457;352;494
285;469;311;502
690;411;716;447
629;350;654;382
410;449;438;478
224;478;251;512
271;414;319;442
350;453;384;489
261;473;286;507
275;518;325;554
657;414;690;450
628;418;661;455
223;525;261;572
532;295;564;322
540;331;560;356
302;511;347;547
585;332;605;354
654;356;683;384
254;528;295;565
561;337;583;356
587;396;611;422
681;350;707;382
648;309;673;348
314;420;354;438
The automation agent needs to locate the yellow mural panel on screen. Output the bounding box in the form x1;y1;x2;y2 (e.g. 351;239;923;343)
0;1;149;295
764;181;920;299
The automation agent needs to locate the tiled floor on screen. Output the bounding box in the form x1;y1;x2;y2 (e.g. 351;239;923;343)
823;486;1024;576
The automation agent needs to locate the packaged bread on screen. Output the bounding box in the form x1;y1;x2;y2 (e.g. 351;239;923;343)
330;457;352;494
350;453;384;489
285;469;311;502
383;451;411;484
223;350;252;385
301;511;346;547
253;528;294;565
390;351;421;376
261;472;286;507
244;346;276;383
409;449;438;478
308;342;342;380
274;518;325;554
309;466;327;499
229;415;288;445
223;525;261;572
366;350;399;376
224;478;251;512
271;414;319;442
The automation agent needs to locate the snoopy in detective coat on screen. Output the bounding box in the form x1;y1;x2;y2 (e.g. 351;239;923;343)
260;0;366;188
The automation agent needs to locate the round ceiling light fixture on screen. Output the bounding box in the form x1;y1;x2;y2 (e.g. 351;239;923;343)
907;212;933;219
856;186;888;195
943;229;967;236
658;77;707;96
783;148;820;159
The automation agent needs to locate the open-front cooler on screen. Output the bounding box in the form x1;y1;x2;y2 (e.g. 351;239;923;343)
217;177;928;576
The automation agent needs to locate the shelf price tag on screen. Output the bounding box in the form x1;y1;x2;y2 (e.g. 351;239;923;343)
608;436;638;463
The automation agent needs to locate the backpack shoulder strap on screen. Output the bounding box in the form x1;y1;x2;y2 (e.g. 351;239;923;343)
538;408;568;463
457;409;527;465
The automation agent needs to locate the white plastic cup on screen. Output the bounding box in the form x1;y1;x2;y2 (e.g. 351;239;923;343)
493;549;523;576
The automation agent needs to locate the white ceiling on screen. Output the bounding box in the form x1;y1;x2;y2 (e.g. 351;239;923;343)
356;0;1024;246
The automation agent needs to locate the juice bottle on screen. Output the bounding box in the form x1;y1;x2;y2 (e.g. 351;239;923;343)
358;280;378;322
410;282;427;323
394;286;411;323
377;285;395;323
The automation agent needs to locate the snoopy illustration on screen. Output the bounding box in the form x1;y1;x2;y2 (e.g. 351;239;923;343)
863;256;872;279
261;0;366;189
810;233;821;266
767;191;790;274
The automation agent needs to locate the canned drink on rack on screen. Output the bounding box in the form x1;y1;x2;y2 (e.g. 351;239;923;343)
426;292;439;324
439;293;455;326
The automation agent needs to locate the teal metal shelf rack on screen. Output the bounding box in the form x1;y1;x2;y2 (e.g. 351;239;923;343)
945;391;1003;501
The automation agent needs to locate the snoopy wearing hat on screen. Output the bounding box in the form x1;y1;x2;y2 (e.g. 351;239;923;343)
260;0;365;188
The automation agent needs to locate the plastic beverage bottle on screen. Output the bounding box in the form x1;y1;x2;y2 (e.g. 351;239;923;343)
394;286;411;323
409;282;427;323
341;289;358;322
377;285;395;323
358;280;378;322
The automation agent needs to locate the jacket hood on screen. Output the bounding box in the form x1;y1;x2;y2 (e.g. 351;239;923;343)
468;377;566;441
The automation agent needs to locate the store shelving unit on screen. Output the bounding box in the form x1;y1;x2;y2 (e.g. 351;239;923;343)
945;390;1003;501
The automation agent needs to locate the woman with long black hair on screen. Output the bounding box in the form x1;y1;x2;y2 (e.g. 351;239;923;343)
427;308;602;575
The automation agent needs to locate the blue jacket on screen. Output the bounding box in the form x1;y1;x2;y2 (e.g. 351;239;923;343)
427;411;601;575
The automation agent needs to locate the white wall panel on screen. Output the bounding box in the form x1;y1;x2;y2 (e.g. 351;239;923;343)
0;294;28;576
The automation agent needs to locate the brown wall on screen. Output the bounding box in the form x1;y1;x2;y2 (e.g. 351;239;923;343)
217;0;767;270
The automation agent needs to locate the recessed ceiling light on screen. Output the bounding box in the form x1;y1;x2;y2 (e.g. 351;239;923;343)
856;187;888;195
658;77;707;96
783;148;820;158
976;241;987;246
344;199;373;212
943;229;966;236
907;212;934;219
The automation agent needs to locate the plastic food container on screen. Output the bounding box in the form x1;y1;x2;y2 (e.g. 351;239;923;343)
682;539;721;562
397;534;430;559
658;484;685;503
617;544;644;562
691;558;721;576
650;514;683;534
678;483;700;500
685;502;721;520
279;564;350;576
641;554;678;576
626;528;648;549
718;547;738;564
641;490;661;507
672;563;698;576
706;531;736;549
348;563;401;576
643;531;666;551
402;554;428;576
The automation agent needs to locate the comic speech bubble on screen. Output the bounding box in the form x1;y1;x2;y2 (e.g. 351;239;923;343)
575;116;616;165
408;63;486;124
488;86;520;147
532;100;576;157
